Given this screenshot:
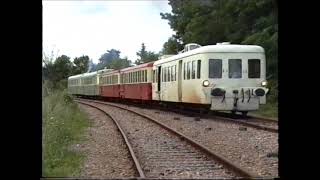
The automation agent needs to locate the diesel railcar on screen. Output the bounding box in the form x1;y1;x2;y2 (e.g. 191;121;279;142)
68;43;269;115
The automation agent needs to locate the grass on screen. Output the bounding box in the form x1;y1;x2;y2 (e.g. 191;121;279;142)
249;99;278;119
42;88;90;177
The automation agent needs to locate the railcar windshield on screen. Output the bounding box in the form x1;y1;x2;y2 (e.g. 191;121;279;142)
209;59;222;78
228;59;242;78
248;59;261;78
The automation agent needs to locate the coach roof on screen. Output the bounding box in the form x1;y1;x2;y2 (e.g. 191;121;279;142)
154;44;264;66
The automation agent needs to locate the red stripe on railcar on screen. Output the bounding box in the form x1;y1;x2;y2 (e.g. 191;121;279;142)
120;83;152;100
100;85;120;98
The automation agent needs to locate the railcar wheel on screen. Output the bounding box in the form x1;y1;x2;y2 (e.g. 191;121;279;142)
241;111;248;117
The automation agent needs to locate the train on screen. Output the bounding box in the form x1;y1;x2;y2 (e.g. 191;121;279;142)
68;42;269;116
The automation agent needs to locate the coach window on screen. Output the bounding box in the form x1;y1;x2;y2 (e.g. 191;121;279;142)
136;71;138;83
192;61;196;79
155;69;158;83
166;67;169;82
132;72;134;83
163;67;166;82
134;72;136;83
197;60;201;79
171;66;173;81
248;59;261;78
137;71;139;83
129;73;131;83
141;71;143;82
187;62;191;80
209;59;222;78
167;66;171;82
229;59;242;78
174;65;177;81
142;71;144;82
183;63;186;80
172;66;175;81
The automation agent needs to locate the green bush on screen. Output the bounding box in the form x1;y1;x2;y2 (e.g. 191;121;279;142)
42;89;89;177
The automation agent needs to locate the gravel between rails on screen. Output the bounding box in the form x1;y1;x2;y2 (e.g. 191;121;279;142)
105;102;279;178
73;104;138;178
84;101;239;179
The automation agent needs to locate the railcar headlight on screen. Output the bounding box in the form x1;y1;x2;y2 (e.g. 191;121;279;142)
203;80;210;87
261;80;268;86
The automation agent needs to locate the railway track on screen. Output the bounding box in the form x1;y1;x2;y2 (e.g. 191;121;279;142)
80;98;277;133
76;99;258;179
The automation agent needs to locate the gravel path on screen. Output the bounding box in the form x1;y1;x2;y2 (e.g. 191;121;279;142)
106;102;278;178
87;102;239;179
73;104;138;178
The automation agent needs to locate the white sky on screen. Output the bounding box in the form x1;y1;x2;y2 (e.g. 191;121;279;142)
43;0;174;64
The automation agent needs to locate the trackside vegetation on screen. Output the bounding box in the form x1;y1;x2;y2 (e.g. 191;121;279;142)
42;84;90;177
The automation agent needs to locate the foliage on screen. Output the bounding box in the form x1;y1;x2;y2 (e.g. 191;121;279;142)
136;43;160;65
42;54;90;89
42;89;89;176
162;36;183;54
73;55;89;74
94;49;132;70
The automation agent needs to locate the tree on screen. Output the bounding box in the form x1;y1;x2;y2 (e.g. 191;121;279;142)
42;54;73;89
96;49;121;70
109;57;132;70
136;43;159;65
53;55;73;82
73;55;89;74
162;36;183;54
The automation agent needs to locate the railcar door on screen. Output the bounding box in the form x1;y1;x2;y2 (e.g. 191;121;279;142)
178;60;182;102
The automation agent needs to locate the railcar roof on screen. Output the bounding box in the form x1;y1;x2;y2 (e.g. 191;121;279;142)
154;44;264;65
97;69;114;74
81;71;98;78
120;61;154;72
100;69;120;76
68;74;83;80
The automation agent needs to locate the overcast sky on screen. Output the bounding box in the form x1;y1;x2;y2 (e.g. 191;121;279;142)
43;0;174;64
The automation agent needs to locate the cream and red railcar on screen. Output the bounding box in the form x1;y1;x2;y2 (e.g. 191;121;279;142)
152;43;268;115
99;69;120;99
119;62;153;101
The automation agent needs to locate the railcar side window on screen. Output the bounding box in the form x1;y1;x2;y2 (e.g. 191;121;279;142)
229;59;242;78
248;59;261;78
135;72;137;83
187;62;191;80
164;68;166;82
144;70;147;82
197;60;201;79
174;65;176;81
171;66;174;81
168;67;171;82
183;63;186;80
192;61;196;79
167;67;169;82
209;59;222;78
